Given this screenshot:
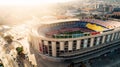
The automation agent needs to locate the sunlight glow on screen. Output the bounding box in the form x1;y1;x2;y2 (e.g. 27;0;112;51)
0;0;72;6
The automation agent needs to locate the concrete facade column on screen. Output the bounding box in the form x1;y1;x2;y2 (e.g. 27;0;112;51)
39;40;43;53
111;33;114;41
76;40;81;49
115;32;118;39
118;32;120;39
102;36;106;44
60;42;64;51
44;41;48;46
68;41;73;50
90;38;94;47
52;42;56;57
36;38;40;51
34;37;39;51
96;37;100;45
83;39;88;48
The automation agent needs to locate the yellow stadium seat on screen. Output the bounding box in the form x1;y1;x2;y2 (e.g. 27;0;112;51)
86;23;105;31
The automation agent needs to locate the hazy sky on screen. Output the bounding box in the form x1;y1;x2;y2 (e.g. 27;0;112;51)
0;0;73;6
0;0;75;25
0;0;118;25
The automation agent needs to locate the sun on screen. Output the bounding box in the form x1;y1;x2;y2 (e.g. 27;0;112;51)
0;0;72;6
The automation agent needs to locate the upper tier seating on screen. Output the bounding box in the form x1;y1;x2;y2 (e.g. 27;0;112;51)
86;23;105;31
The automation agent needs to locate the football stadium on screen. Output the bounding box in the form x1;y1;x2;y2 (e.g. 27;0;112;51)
30;19;120;63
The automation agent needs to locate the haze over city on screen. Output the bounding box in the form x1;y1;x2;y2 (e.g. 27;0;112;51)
0;0;119;25
0;0;120;67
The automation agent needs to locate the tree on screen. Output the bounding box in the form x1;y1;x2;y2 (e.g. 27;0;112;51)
16;46;23;55
16;46;26;59
4;35;13;44
0;63;4;67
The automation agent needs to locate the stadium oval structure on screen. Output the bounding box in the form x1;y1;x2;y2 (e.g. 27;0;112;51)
30;19;120;62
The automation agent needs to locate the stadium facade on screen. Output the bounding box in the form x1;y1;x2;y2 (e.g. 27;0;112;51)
30;19;120;63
